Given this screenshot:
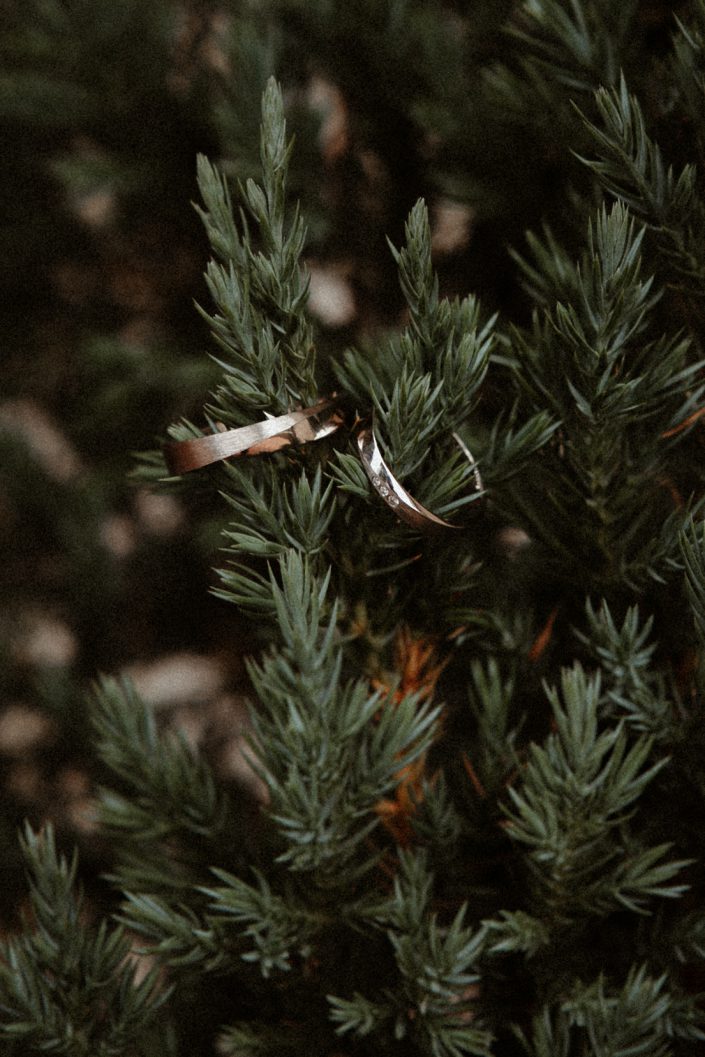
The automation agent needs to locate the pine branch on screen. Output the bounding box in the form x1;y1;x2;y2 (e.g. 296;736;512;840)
576;598;673;735
217;1022;303;1057
513;202;690;423
521;963;705;1055
679;515;705;645
673;910;705;964
92;676;230;842
506;200;702;588
410;772;466;853
482;908;550;958
327;991;390;1038
219;463;335;562
245;550;440;881
91;677;235;894
119;892;227;974
476;0;643;195
202;868;319;979
0;824;166;1056
335;199;494;482
182;78;317;430
561;963;705;1051
671;1;705;165
506;0;638;96
466;656;518;794
504;664;688;924
331;849;493;1057
325;193;556;624
186;126;550;651
578;74;705;296
479;407;559;487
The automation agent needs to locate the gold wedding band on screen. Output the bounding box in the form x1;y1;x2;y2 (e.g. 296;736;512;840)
164;398;342;475
356;426;482;533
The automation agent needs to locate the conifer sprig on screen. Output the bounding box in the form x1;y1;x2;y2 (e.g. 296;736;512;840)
466;657;518;795
578;74;705;297
219;464;335;562
336;198;494;482
507;200;702;588
332;194;555;545
330;850;493;1057
175;78;317;434
520;963;705;1056
92;676;230;846
506;0;637;95
202;867;320;978
245;550;440;881
671;1;705;164
120;892;227;973
483;909;550;958
679;516;705;646
0;825;166;1055
504;665;689;924
575;599;673;735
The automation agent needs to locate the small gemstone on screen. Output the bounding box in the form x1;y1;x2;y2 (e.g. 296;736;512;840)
379;485;390;498
388;495;400;507
371;474;382;488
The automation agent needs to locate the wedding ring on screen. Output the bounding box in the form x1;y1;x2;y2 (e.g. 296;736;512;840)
164;398;342;474
356;426;482;533
451;432;483;494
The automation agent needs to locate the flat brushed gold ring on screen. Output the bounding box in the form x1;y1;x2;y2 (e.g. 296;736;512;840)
164;398;342;475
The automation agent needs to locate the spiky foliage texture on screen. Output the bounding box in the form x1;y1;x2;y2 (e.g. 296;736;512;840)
5;3;705;1057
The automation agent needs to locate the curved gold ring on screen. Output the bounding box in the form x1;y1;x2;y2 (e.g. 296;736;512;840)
164;398;342;475
356;426;482;533
451;432;483;494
